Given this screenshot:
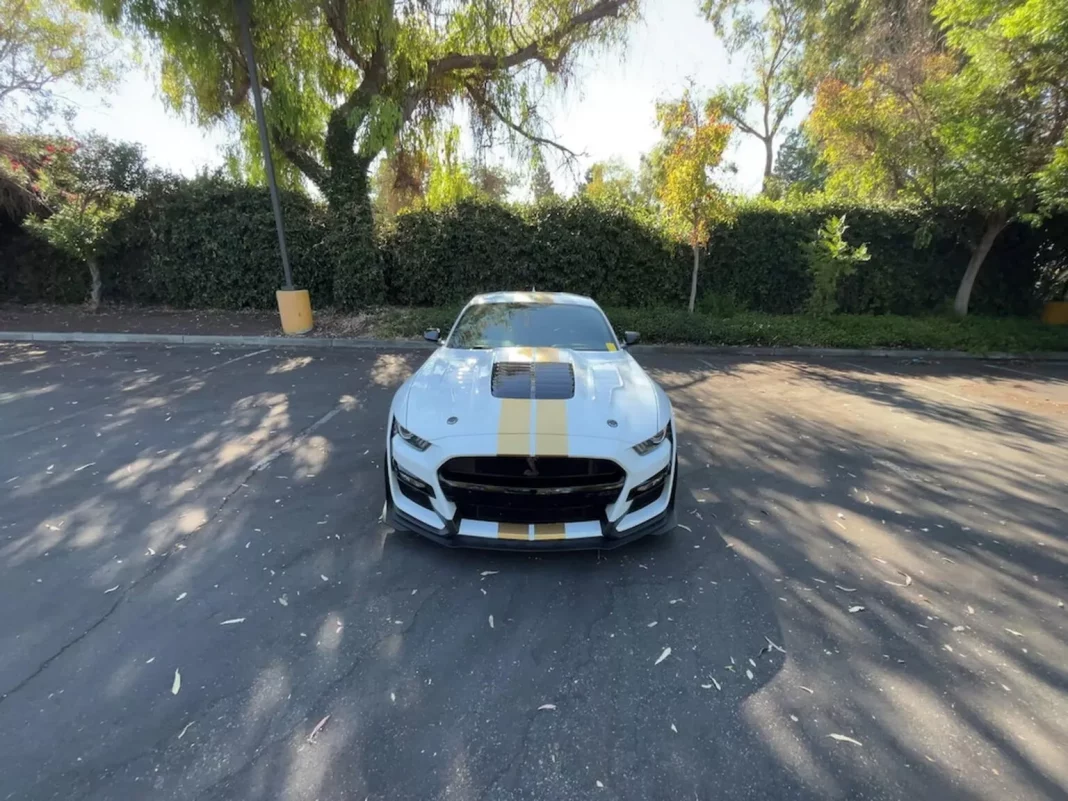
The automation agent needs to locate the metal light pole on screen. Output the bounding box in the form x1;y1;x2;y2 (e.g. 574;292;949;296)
235;0;293;290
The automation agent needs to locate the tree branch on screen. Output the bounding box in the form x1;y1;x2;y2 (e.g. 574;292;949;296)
465;82;580;161
271;129;328;187
427;0;631;78
323;0;367;70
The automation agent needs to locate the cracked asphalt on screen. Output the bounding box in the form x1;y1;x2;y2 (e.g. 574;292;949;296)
1;343;1066;801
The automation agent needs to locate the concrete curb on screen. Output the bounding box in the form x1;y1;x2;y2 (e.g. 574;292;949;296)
0;330;436;350
2;330;1067;361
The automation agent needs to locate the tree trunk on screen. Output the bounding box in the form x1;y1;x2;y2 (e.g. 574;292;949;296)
688;243;700;314
87;258;101;312
761;136;774;194
953;211;1008;317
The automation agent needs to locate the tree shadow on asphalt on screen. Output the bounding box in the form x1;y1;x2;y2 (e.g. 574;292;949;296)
794;360;1068;449
1;345;1066;801
655;357;1068;801
0;344;794;801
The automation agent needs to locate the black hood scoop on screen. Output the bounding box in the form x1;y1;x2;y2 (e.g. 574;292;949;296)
491;361;575;399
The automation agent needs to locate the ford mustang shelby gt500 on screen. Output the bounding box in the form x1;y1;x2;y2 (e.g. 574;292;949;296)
384;292;677;549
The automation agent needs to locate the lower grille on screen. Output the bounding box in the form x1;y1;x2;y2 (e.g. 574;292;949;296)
626;466;670;513
439;456;624;524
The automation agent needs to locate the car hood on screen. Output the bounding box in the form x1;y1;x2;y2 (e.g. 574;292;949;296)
401;346;662;443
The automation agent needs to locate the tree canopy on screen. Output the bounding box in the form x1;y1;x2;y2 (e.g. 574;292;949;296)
92;0;639;213
701;0;808;191
0;0;120;126
654;90;732;312
809;0;1068;314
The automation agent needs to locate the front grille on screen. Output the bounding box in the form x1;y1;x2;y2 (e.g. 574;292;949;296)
439;456;624;524
491;362;575;399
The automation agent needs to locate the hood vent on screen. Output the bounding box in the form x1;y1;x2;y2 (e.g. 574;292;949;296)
492;361;575;399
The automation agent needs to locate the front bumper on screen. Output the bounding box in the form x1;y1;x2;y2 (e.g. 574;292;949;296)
385;479;677;551
384;427;677;550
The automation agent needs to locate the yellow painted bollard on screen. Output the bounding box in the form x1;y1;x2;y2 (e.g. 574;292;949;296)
1041;301;1068;325
276;288;314;335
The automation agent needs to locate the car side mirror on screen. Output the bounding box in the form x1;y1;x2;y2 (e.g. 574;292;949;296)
622;331;640;347
423;328;441;343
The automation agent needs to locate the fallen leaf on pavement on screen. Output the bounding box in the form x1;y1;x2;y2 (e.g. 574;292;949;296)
488;615;494;629
538;704;556;711
765;636;786;654
647;621;657;627
171;669;181;695
1005;628;1023;637
104;585;119;594
835;585;856;593
671;723;678;733
175;592;187;601
480;570;498;577
848;606;865;613
654;647;671;665
220;618;245;626
828;733;862;746
278;595;288;606
307;715;330;743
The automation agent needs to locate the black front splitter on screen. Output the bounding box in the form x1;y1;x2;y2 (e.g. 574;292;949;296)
385;491;676;552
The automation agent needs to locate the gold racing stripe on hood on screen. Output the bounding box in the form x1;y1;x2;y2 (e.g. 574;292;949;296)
534;399;568;456
533;347;562;362
532;523;566;540
496;348;567;455
497;398;532;455
497;523;529;540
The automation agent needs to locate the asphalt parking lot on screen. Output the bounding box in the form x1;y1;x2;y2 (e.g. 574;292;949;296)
1;342;1066;801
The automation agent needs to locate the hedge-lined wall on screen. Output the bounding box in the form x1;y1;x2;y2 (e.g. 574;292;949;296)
2;179;1063;315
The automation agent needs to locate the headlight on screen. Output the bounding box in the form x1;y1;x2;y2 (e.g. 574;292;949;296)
392;419;431;451
633;422;671;455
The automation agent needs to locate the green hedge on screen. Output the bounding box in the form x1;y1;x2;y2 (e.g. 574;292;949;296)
700;203;1051;316
373;306;1068;353
101;178;332;309
0;222;87;303
2;178;1064;316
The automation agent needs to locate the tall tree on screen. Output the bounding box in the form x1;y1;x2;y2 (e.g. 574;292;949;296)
771;125;827;195
654;90;732;313
0;0;120;125
470;162;515;203
93;0;638;215
24;134;148;309
371;147;430;218
579;158;641;206
810;0;1068;316
701;0;808;191
529;149;556;202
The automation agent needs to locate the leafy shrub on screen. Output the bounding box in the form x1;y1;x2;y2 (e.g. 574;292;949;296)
330;202;385;310
374;305;1068;352
4;177;1064;316
803;215;870;315
0;223;87;303
382;199;686;307
102;177;334;309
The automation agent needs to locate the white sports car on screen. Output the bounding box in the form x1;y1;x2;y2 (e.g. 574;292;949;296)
384;291;677;549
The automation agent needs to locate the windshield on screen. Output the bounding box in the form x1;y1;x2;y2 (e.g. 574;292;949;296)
447;302;618;351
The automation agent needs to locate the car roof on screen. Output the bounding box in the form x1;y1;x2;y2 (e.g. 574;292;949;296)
468;291;599;308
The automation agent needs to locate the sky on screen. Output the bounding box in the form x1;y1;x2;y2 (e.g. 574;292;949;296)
67;0;808;197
